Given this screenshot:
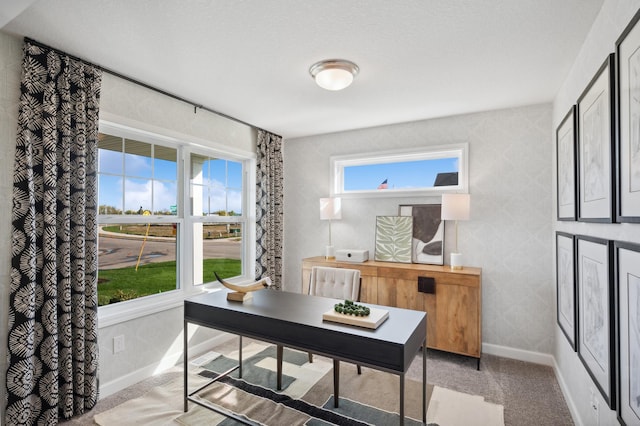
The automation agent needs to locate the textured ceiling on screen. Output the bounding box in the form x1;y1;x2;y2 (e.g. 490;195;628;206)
1;0;603;139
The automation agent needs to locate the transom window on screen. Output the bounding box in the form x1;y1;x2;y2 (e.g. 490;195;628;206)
331;144;468;197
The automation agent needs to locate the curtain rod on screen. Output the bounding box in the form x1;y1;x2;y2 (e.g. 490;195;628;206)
24;37;280;137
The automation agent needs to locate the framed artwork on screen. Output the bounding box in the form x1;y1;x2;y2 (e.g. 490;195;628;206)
576;235;615;408
616;8;640;222
556;232;577;350
399;204;444;265
374;216;412;263
615;241;640;425
577;54;615;222
557;106;577;220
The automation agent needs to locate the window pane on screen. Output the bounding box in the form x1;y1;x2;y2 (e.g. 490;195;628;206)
98;134;123;174
125;178;152;214
343;157;459;191
190;154;243;216
193;222;242;285
98;223;178;306
125;139;152;178
99;175;122;214
153;180;177;215
228;189;242;216
209;189;227;215
209;158;226;185
227;160;243;189
154;145;177;181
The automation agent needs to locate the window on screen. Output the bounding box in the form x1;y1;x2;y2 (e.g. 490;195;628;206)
190;153;244;285
97;123;252;314
331;144;468;197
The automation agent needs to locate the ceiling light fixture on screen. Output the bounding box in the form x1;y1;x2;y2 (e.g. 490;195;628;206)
309;59;359;91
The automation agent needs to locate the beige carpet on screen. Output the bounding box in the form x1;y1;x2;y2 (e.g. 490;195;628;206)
94;343;503;425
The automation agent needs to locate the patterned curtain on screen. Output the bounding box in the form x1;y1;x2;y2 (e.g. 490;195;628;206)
5;40;101;425
255;130;284;289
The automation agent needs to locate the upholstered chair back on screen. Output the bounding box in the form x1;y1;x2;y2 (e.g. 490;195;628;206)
309;266;361;301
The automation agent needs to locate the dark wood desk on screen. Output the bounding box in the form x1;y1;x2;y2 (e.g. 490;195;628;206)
184;289;427;425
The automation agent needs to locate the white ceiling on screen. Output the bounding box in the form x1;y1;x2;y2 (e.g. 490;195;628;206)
1;0;603;139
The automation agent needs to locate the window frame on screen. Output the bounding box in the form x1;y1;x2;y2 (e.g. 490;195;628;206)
330;143;469;198
97;121;256;328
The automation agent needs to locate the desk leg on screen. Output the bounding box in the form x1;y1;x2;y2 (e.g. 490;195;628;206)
277;345;283;390
183;319;188;412
400;373;405;425
422;342;427;424
238;335;243;378
333;359;340;408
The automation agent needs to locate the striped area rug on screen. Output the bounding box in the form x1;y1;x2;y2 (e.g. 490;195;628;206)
95;342;503;425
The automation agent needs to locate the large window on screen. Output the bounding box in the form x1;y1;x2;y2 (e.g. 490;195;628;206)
331;144;468;197
97;124;251;311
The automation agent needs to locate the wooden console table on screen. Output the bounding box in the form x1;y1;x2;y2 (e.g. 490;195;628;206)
302;257;482;367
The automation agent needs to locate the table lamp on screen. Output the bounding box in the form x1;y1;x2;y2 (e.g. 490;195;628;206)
441;194;470;270
319;197;342;260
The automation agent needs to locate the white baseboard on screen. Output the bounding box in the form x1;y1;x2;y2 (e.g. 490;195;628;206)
99;332;235;398
482;342;554;366
551;359;584;426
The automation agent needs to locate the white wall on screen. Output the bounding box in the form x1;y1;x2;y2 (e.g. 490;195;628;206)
553;1;640;425
283;103;554;356
0;31;22;423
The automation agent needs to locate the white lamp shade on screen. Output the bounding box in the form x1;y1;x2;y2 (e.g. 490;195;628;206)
319;197;342;220
441;194;470;221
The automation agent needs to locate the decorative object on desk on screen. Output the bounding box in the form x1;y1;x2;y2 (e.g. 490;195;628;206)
319;197;342;259
323;306;389;329
441;193;470;270
399;204;444;265
334;300;370;316
374;216;413;263
577;54;614;222
575;236;615;408
214;271;273;302
617;10;640;221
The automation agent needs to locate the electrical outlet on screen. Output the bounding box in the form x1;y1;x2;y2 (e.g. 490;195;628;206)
590;388;599;426
113;335;125;354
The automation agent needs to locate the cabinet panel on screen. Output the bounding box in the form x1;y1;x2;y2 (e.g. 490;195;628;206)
434;283;480;356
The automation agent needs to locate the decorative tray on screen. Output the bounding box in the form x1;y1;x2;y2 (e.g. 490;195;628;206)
322;307;389;329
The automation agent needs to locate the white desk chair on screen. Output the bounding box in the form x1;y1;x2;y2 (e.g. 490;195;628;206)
276;266;362;390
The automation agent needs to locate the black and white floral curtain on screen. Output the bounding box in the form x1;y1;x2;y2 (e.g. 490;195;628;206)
5;40;101;425
255;130;283;288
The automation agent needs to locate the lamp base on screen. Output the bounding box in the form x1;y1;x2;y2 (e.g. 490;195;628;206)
325;245;335;260
450;253;463;270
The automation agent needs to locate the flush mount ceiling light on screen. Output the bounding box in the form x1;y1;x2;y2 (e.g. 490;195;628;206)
309;59;359;91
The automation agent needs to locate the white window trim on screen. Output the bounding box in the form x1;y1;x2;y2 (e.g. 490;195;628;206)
97;121;256;328
330;143;469;198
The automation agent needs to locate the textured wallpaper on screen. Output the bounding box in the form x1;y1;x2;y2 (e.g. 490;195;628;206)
0;32;24;422
283;103;554;354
